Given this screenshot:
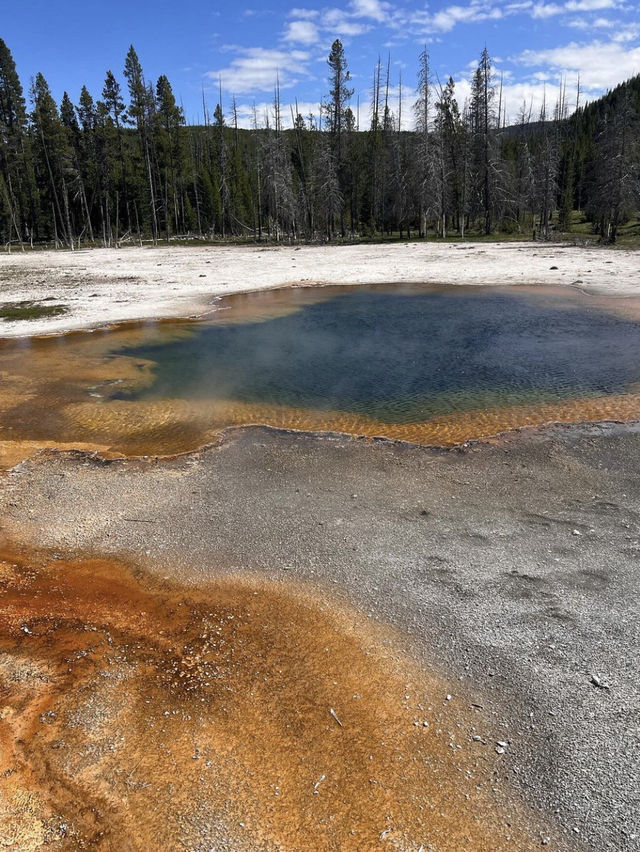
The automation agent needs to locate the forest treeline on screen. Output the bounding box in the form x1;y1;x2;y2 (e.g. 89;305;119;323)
0;37;638;249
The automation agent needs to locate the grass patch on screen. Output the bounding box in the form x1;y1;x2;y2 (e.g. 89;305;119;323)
0;301;69;321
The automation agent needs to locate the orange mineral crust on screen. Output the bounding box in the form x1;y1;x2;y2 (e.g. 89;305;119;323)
0;547;553;850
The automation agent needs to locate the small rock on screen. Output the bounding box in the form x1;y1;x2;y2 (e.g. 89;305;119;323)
495;746;506;754
590;675;609;690
549;265;558;270
572;529;582;536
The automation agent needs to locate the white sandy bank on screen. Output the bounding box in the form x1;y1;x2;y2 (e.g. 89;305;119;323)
0;241;637;337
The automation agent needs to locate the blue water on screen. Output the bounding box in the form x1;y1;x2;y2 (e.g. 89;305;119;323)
114;285;640;422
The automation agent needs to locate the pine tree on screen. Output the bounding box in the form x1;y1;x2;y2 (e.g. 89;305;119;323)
30;73;75;247
587;83;638;243
532;90;560;240
0;34;638;247
469;48;497;234
155;74;185;238
414;48;433;237
102;69;130;236
325;39;352;236
434;77;469;236
59;90;94;243
0;38;34;247
124;46;158;242
212;98;228;237
326;39;353;157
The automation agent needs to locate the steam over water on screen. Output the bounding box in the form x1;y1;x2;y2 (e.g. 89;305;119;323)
118;284;640;420
3;282;640;467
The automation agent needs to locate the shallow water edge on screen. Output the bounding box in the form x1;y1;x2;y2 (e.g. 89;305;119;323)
3;281;640;469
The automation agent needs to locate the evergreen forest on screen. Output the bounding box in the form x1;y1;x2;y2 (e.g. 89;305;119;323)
0;37;638;249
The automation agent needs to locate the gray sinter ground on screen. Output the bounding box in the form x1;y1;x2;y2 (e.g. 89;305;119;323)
2;422;639;851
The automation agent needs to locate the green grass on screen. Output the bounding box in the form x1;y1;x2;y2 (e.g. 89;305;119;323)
556;210;640;248
0;301;69;321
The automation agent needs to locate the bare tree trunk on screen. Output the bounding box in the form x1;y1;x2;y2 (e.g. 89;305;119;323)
62;179;74;251
144;135;158;244
40;128;70;248
80;179;94;243
52;202;60;248
134;201;142;246
115;190;120;248
6;175;24;251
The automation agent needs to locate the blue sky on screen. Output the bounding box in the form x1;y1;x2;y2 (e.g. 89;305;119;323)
4;0;639;127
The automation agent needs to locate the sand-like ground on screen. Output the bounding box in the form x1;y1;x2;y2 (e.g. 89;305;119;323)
2;423;639;850
0;241;637;337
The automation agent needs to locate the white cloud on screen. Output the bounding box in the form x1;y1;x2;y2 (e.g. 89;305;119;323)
405;2;505;34
322;7;371;36
284;20;320;44
611;22;640;43
205;0;639;114
431;75;581;125
517;39;640;90
436;4;503;32
568;15;615;27
350;0;392;21
287;8;320;19
207;47;313;94
231;98;326;129
530;3;563;18
564;0;617;9
528;0;622;15
284;1;392;41
402;0;630;33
